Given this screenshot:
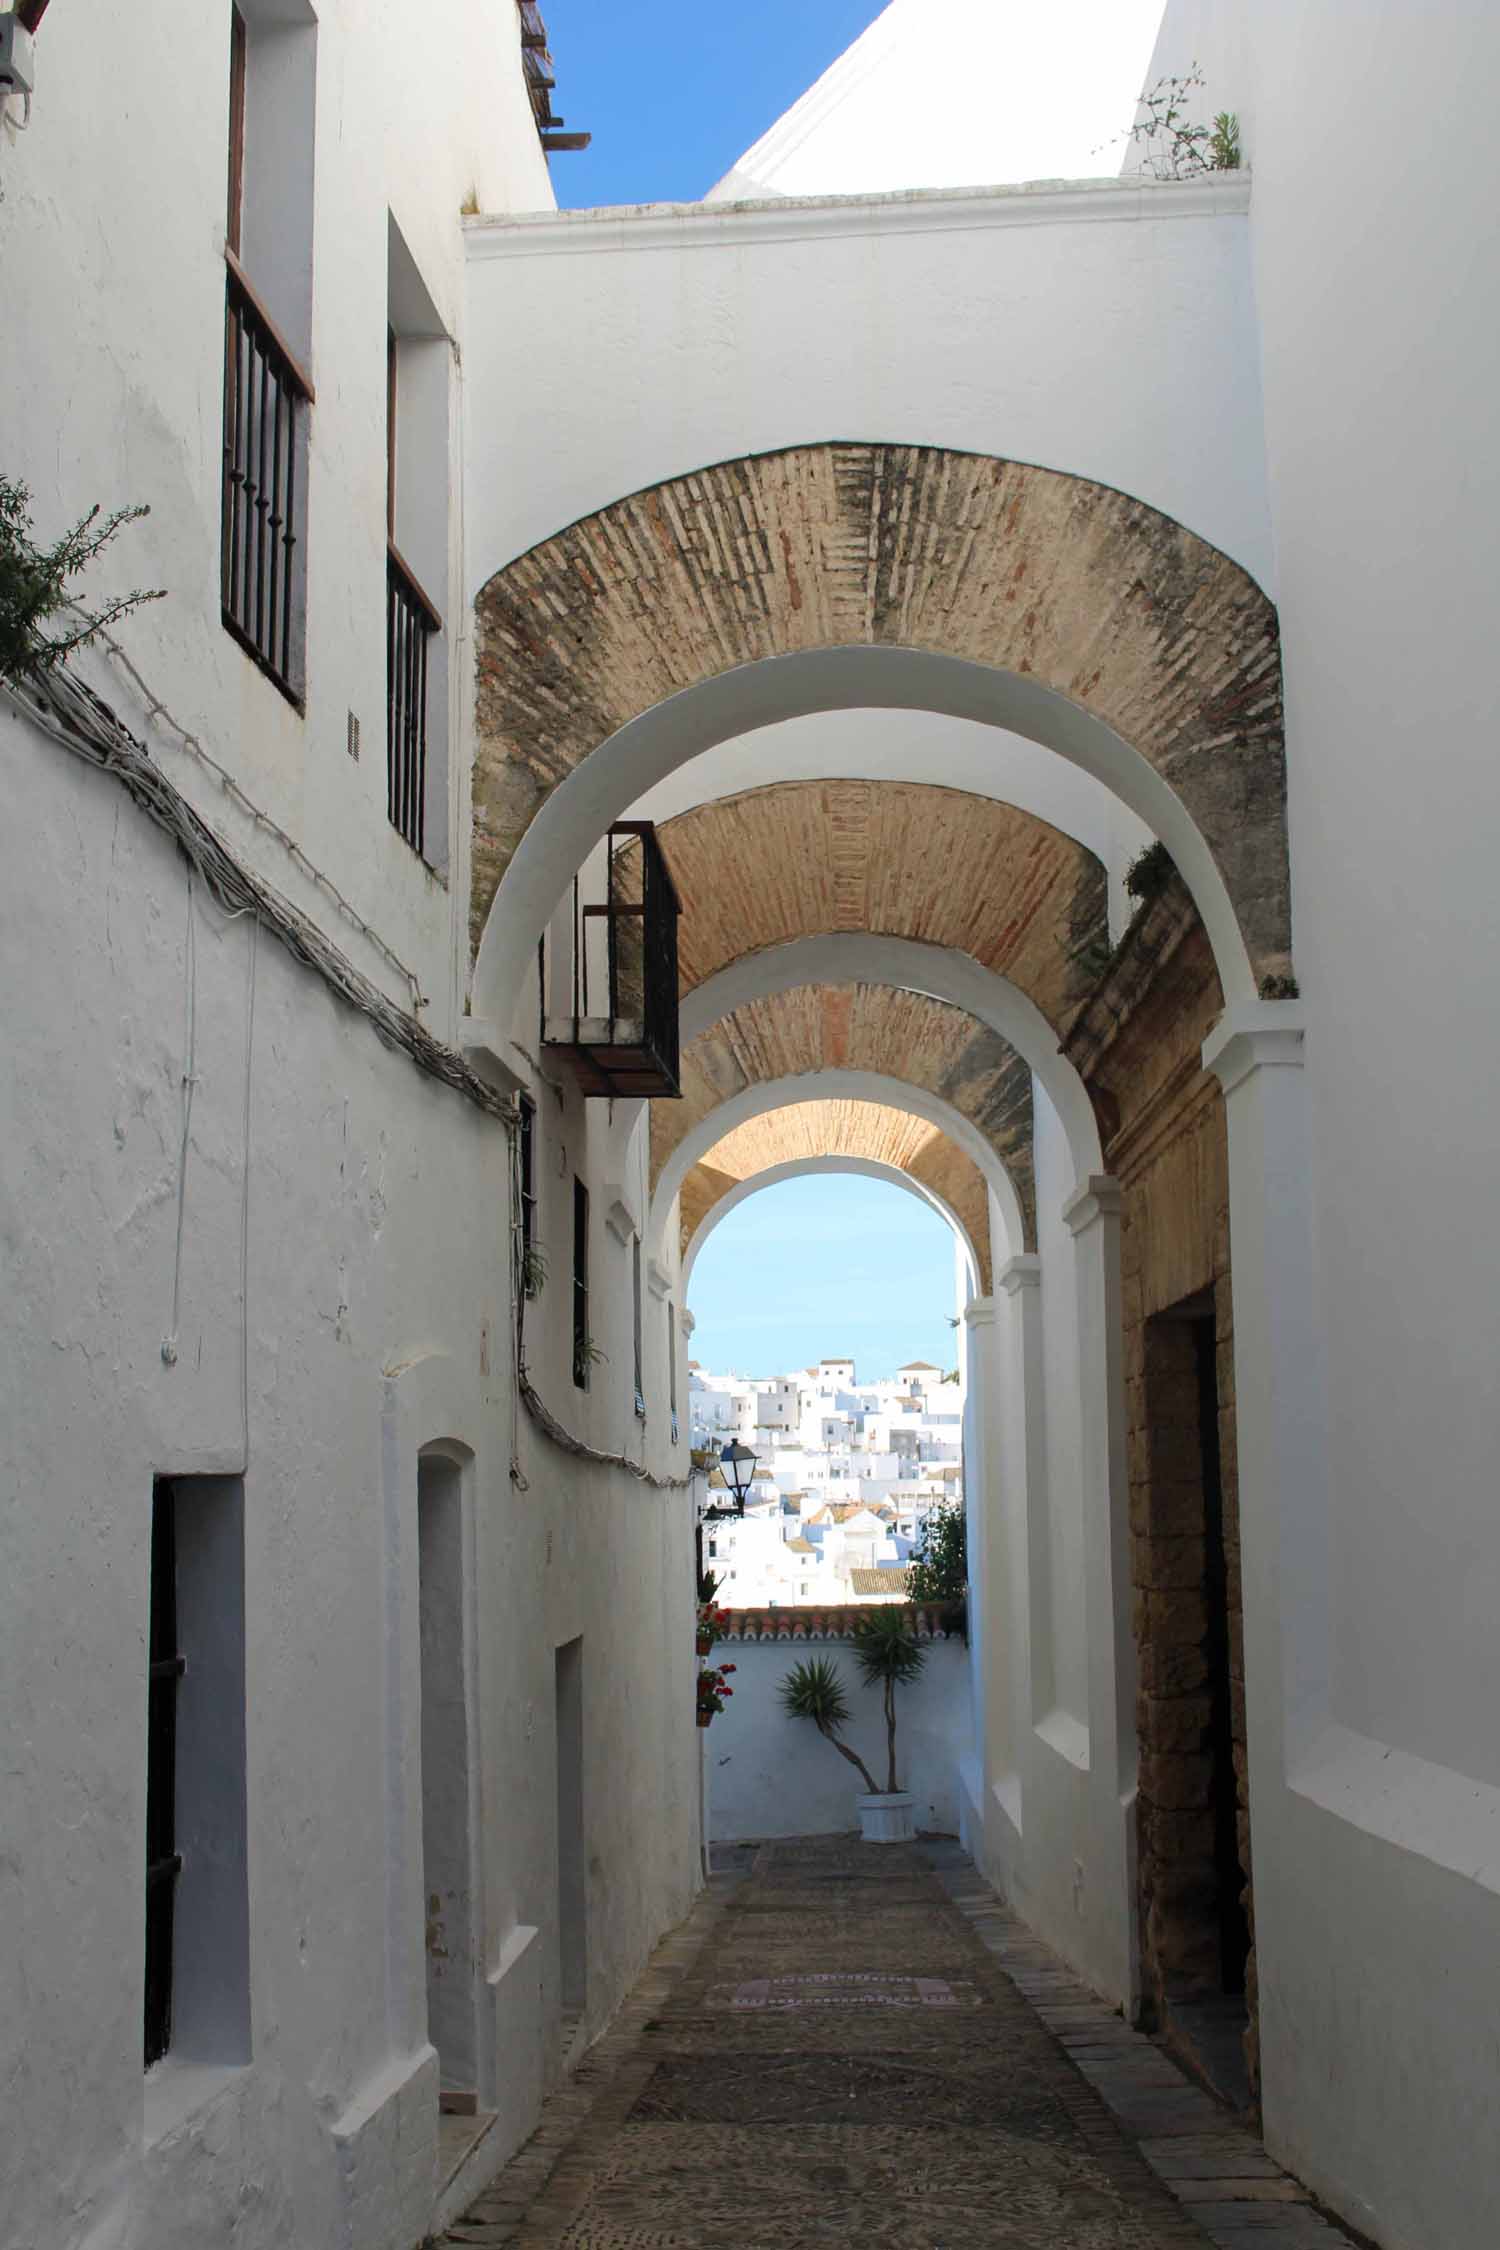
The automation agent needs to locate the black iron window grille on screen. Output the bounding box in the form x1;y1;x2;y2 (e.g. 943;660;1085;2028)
386;543;440;856
145;1479;185;2067
221;252;312;703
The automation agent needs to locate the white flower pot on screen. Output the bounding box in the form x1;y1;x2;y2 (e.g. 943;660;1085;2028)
856;1791;915;1843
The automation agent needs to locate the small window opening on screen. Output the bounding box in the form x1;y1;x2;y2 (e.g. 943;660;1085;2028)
572;1177;590;1389
518;1094;537;1267
632;1238;645;1419
667;1300;679;1445
145;1480;184;2066
144;1475;249;2073
220;0;316;705
386;218;451;869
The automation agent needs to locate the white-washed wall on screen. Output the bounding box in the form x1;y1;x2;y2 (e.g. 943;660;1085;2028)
463;180;1271;594
0;704;699;2250
0;0;550;1042
708;1630;971;1843
1125;9;1500;2247
0;11;702;2246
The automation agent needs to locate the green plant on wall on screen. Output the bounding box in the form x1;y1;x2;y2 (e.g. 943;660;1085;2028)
0;475;163;681
1117;67;1243;180
1124;838;1177;906
573;1334;608;1386
907;1501;968;1637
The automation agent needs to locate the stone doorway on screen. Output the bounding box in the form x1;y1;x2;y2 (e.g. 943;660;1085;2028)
1135;1295;1254;2110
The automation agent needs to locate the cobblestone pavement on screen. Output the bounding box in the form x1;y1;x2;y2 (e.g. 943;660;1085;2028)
434;1837;1356;2249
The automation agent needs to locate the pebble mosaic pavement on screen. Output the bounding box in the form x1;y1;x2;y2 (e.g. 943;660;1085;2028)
433;1837;1357;2250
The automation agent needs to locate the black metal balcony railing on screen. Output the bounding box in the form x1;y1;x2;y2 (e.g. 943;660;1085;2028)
386;542;441;857
221;251;313;703
543;821;682;1098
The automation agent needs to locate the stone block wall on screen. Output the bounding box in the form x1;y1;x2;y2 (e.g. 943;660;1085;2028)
1065;882;1257;2099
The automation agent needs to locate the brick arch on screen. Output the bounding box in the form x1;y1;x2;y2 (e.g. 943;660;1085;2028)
679;1100;996;1294
657;779;1108;1034
472;444;1288;990
653;981;1035;1251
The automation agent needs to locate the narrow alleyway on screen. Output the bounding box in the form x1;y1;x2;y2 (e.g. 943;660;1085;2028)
436;1839;1353;2249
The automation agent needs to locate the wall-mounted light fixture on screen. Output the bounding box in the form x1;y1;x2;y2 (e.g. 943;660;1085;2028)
0;12;36;101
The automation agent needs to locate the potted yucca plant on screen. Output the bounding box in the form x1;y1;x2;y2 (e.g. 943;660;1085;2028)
779;1609;928;1842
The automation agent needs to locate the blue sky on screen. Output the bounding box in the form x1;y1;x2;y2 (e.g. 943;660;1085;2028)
542;1;884;209
687;1173;960;1382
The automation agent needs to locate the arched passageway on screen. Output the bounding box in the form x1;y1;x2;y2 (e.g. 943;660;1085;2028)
471;440;1304;2117
656;981;1036;1251
471;443;1288;1014
682;1153;982;1296
653;1076;1027;1290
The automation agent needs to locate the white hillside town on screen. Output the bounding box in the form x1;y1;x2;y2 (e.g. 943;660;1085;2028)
691;1355;964;1606
3;0;1499;2246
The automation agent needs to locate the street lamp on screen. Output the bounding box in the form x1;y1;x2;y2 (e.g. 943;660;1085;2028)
700;1438;757;1522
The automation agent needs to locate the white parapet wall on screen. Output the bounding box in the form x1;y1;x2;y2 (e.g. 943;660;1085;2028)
707;1612;971;1843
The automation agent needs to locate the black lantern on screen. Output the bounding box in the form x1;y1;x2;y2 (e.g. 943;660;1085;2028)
700;1438;757;1522
720;1439;756;1511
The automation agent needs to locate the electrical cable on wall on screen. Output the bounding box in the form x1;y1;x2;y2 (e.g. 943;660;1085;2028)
2;664;510;1126
6;657;688;1491
77;611;428;1013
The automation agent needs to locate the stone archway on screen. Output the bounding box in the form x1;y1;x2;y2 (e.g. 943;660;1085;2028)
656;981;1036;1250
653;1075;1032;1291
682;1155;983;1295
472;444;1287;992
680;1121;992;1292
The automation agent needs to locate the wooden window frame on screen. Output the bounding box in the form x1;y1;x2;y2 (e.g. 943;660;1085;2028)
227;6;247;256
384;317;442;856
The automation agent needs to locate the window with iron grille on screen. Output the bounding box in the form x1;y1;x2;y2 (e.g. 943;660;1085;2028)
143;1476;252;2074
220;3;316;705
145;1480;184;2066
572;1177;590;1389
518;1094;537;1266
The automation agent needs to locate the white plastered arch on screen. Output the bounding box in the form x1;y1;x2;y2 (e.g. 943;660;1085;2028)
682;1153;982;1298
677;931;1103;1186
474;645;1257;1033
649;1069;1028;1277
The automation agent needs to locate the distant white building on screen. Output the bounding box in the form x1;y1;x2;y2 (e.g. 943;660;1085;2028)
692;1355;965;1605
